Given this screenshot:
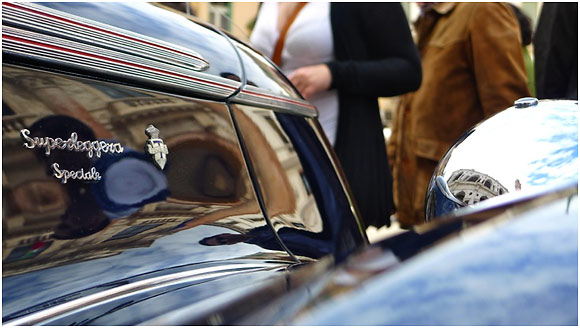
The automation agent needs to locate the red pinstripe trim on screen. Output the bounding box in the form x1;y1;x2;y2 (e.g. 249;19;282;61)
4;34;313;110
241;89;316;110
2;34;236;91
2;2;210;67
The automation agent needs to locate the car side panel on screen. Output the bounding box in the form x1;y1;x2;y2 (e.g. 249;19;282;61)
2;65;291;323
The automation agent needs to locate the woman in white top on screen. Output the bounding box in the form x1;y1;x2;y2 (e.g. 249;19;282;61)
251;2;339;144
250;2;421;229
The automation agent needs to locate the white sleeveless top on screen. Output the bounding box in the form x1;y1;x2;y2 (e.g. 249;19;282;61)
250;2;339;144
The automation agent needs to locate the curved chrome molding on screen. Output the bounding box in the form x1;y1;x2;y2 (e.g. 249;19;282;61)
3;2;210;72
2;3;239;99
4;263;287;326
2;26;238;98
233;86;318;118
435;176;465;206
2;2;318;117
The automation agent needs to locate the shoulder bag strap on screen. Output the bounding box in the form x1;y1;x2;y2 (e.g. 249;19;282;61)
272;2;307;66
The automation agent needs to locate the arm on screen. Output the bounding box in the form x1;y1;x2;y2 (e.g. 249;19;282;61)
289;3;421;99
326;3;422;97
470;3;531;118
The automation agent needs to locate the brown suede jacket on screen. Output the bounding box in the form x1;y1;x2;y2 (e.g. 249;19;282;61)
389;2;531;225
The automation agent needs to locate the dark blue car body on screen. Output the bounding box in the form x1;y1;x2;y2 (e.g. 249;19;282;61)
2;3;577;325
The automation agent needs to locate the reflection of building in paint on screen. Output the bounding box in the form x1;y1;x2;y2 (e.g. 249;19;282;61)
1;216;191;277
238;107;323;233
1;67;269;276
2;66;254;232
447;169;509;205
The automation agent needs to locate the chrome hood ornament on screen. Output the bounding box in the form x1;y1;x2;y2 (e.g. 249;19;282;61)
145;125;169;170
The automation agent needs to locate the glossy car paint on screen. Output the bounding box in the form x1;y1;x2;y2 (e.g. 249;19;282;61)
135;99;579;325
2;2;365;325
4;2;576;326
2;66;288;324
131;183;578;326
425;99;578;219
291;184;578;325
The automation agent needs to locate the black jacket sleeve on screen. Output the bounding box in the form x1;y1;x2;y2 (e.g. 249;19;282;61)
534;2;578;99
326;3;422;97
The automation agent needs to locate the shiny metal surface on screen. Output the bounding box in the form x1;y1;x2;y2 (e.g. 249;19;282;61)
233;86;317;118
2;20;239;99
2;3;364;324
143;183;577;325
5;262;286;326
3;3;210;72
2;66;291;322
2;2;317;117
35;2;241;81
426;99;578;219
514;96;539;108
291;184;578;325
213;183;576;325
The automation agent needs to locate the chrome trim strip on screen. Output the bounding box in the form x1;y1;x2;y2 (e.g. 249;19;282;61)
4;263;287;326
233;86;318;118
2;2;317;116
3;2;210;72
2;26;238;98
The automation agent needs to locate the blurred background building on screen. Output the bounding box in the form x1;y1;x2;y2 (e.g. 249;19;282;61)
156;2;543;49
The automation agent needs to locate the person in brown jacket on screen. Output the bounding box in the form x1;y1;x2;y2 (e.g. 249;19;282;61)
388;2;531;227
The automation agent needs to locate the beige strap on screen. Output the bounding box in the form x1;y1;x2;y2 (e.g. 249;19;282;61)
272;2;307;66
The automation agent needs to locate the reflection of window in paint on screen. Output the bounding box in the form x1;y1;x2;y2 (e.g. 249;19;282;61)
300;172;312;195
3;100;15;115
209;3;230;31
4;241;53;263
202;155;236;198
468;175;479;182
455;191;465;202
106;224;162;241
166;141;242;202
484;180;492;189
86;83;152;99
264;116;290;144
480;196;488;202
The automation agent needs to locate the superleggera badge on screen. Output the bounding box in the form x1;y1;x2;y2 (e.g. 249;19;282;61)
145;125;169;170
20;129;124;158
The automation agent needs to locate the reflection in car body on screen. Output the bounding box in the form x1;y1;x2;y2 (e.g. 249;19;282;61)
2;2;577;325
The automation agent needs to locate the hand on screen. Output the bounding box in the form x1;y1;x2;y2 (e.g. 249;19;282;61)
288;64;332;99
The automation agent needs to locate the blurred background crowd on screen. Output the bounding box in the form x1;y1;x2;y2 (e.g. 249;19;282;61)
157;2;577;239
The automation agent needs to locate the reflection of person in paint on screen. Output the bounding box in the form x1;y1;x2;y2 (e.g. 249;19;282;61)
91;149;169;219
199;225;331;259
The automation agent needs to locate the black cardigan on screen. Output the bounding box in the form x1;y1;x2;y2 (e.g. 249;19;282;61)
326;3;422;228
